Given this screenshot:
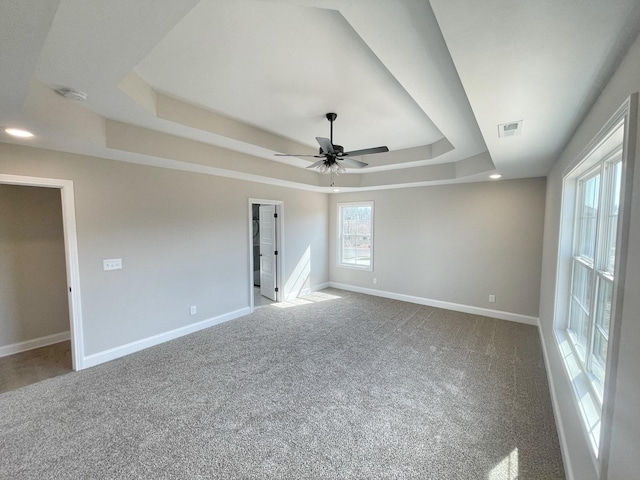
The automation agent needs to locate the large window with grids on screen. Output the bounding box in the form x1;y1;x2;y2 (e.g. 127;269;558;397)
338;202;373;270
568;152;622;393
556;95;634;459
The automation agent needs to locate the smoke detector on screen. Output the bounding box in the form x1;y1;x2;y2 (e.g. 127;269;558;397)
498;120;523;138
54;86;87;102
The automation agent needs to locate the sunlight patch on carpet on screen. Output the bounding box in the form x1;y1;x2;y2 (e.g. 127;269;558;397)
273;291;342;309
488;448;518;480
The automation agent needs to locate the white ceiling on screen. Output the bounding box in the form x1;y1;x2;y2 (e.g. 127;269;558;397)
2;0;640;192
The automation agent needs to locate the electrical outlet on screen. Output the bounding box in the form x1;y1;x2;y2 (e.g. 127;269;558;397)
489;294;496;303
190;305;197;315
103;258;122;271
373;278;378;285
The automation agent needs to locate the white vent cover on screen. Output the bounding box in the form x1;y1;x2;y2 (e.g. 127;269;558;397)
498;120;523;138
54;86;87;102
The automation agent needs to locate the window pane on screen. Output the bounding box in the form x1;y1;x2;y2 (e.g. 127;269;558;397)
576;174;600;262
341;235;371;266
569;261;592;359
591;329;608;386
571;261;593;312
343;208;370;234
355;236;372;266
602;161;622;274
589;277;613;388
592;330;608;370
594;277;613;337
341;242;356;265
569;301;587;358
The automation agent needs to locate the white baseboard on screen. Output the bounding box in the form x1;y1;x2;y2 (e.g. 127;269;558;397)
538;326;574;480
313;282;331;292
82;307;251;369
0;331;71;358
328;282;539;326
284;282;331;301
285;288;310;301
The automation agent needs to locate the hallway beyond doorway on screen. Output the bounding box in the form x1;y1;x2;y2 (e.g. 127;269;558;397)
253;287;275;308
0;341;72;394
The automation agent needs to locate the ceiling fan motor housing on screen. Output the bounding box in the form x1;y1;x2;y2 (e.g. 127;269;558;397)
320;144;344;155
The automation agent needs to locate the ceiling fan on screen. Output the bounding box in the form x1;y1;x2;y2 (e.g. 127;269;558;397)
275;113;389;180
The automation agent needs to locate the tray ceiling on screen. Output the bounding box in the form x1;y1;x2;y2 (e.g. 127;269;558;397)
2;0;640;191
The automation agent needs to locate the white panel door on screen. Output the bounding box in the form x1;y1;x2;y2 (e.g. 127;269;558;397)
259;205;277;301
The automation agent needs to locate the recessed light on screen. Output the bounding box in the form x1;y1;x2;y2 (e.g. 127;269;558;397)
490;174;503;179
5;128;34;138
332;188;341;192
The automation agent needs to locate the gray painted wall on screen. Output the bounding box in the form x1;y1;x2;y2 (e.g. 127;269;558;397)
329;178;546;318
0;144;329;356
539;33;640;480
0;184;69;347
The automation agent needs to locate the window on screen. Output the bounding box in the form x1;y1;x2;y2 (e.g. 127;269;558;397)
338;202;373;270
568;152;622;392
555;94;635;461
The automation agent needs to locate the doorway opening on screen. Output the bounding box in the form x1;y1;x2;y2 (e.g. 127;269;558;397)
249;199;283;310
0;174;84;375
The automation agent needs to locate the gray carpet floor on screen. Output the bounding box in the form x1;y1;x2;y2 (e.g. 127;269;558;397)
0;289;564;479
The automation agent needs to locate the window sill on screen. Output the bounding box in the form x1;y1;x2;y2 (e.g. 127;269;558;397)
555;328;602;460
337;263;372;272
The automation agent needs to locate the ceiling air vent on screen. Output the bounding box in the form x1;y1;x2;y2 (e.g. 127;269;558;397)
498;120;523;138
54;86;87;102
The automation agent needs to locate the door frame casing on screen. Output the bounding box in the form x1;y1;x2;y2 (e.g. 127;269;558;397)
0;174;84;371
258;204;277;301
248;198;283;311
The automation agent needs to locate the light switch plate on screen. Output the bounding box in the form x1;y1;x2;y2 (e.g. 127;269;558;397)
103;258;122;271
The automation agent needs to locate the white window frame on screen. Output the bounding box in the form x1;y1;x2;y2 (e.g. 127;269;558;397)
337;201;374;271
567;150;621;394
554;94;636;472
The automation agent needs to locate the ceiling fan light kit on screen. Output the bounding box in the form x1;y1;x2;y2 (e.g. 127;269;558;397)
316;160;345;175
275;112;389;185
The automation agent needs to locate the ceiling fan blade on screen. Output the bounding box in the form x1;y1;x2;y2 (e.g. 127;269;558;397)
306;159;326;169
339;157;368;168
343;146;389;157
316;137;335;154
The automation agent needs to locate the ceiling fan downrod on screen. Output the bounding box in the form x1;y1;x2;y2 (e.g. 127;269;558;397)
326;112;337;144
